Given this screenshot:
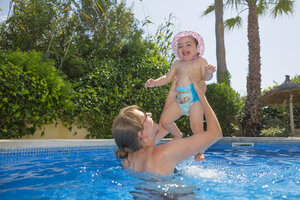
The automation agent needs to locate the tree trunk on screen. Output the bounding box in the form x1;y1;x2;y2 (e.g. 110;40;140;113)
214;0;229;83
243;4;262;136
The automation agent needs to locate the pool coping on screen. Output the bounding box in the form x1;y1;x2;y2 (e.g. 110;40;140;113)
0;137;299;149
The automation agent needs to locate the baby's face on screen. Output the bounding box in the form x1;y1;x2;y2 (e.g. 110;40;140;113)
177;36;197;61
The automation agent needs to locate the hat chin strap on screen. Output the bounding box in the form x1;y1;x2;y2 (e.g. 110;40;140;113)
192;55;199;60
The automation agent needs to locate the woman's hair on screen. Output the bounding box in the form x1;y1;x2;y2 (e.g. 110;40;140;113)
112;105;144;167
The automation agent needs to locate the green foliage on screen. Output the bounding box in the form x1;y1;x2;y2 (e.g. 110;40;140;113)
71;52;170;138
220;0;295;30
224;16;242;30
149;13;175;63
292;74;300;128
0;50;75;139
260;126;288;137
271;0;294;17
0;0;264;140
292;74;300;82
201;4;215;16
260;106;290;137
206;83;243;136
0;0;58;51
0;0;143;80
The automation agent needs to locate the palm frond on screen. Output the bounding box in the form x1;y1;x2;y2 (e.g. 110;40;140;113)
202;4;215;16
271;0;294;18
257;0;268;16
225;0;245;10
224;16;242;30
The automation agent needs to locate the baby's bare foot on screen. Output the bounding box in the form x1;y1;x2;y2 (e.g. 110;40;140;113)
195;153;205;162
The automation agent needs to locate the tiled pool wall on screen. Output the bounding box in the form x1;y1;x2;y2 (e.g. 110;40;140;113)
0;137;299;158
0;139;116;158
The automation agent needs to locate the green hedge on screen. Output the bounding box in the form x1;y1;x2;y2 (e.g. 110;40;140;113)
206;83;243;136
0;51;75;138
0;50;244;139
72;54;172;138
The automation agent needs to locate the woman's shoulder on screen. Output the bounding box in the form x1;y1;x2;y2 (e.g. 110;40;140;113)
152;143;174;161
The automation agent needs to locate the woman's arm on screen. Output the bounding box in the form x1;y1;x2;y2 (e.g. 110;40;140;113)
160;75;222;165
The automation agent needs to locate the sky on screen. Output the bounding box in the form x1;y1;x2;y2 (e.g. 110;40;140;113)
1;0;299;95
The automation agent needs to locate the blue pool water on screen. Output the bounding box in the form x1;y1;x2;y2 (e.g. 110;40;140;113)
0;142;299;200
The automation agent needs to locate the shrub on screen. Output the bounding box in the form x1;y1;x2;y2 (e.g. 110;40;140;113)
261;106;290;137
206;83;243;136
261;105;294;137
72;53;171;138
0;51;75;138
72;59;244;138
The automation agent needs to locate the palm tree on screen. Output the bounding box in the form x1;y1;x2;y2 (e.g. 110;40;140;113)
214;0;229;84
203;0;229;84
203;0;294;136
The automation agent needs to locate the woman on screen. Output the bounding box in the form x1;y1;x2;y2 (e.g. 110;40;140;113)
112;76;222;175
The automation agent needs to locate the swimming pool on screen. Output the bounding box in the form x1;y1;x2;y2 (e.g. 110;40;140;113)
0;140;299;200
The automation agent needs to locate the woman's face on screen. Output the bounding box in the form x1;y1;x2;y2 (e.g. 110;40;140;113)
134;109;159;138
177;36;197;61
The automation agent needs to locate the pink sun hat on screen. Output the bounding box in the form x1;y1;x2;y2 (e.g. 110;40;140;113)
172;31;205;60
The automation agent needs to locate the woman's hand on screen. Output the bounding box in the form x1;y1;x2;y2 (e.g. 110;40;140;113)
189;75;205;98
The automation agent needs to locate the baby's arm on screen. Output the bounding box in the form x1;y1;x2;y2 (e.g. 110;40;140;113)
145;64;177;88
203;64;216;81
200;58;216;81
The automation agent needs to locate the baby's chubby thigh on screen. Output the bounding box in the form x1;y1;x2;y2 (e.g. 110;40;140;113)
160;101;182;126
189;101;204;134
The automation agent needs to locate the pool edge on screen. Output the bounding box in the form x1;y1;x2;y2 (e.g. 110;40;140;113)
0;137;299;149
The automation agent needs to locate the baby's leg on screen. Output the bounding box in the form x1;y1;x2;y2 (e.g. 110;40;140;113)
162;84;178;114
189;101;205;161
155;88;180;143
160;101;183;139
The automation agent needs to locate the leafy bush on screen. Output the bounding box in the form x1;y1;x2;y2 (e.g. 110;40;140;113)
206;83;243;136
71;56;244;138
261;106;289;137
72;52;171;138
0;51;75;138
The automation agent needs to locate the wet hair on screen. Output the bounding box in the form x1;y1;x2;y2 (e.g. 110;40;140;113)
112;105;144;168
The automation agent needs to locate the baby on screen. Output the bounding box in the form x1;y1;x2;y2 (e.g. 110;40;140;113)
145;31;216;161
